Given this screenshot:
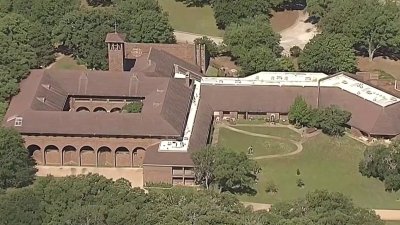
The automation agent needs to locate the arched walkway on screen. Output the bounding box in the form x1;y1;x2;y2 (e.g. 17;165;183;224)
115;147;130;167
27;145;42;165
93;107;107;113
98;146;113;167
44;145;60;165
133;147;146;167
110;107;121;113
80;146;96;166
76;107;90;112
62;145;78;166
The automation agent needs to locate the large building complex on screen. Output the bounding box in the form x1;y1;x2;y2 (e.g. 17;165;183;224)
3;33;400;186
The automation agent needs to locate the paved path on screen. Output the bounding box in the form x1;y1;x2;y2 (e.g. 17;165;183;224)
220;124;304;159
242;202;400;221
174;30;223;44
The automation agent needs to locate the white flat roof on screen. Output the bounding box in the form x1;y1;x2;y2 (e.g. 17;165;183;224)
320;74;400;107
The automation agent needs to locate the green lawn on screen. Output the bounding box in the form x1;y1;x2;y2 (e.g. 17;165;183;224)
234;125;301;141
158;0;223;36
218;128;297;157
52;56;87;70
217;126;400;209
387;222;400;225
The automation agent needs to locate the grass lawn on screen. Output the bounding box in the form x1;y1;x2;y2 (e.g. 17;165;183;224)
158;0;223;36
234;125;301;141
51;56;87;70
217;126;400;209
218;128;297;157
387;222;400;225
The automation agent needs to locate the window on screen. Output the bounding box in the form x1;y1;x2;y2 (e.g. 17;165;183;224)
14;117;23;126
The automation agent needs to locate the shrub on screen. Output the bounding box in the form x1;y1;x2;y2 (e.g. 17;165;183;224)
122;101;143;113
290;46;302;57
296;169;301;176
265;181;278;194
296;178;305;188
145;182;173;188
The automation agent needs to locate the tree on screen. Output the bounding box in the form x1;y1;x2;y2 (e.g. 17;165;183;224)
317;105;351;136
265;181;278;194
192;147;260;193
306;0;335;21
53;10;114;70
175;0;210;6
299;33;356;74
288;96;312;127
213;0;273;29
239;47;284;76
289;46;302;57
0;187;42;225
195;36;219;58
271;190;384;225
224;16;282;59
0;127;37;189
359;142;400;191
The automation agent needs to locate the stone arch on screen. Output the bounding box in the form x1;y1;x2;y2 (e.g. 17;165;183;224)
110;107;121;113
62;145;78;166
93;107;107;113
76;107;90;112
98;146;113;167
44;145;60;165
27;145;42;165
80;146;95;166
132;147;146;167
115;147;130;167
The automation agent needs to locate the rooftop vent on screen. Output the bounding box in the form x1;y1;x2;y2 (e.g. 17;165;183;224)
14;117;23;127
42;84;51;90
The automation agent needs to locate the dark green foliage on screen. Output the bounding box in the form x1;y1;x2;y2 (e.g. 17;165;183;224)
213;0;272;29
0;174;385;225
53;10;114;70
87;0;113;7
296;168;301;176
290;46;302;57
359;142;400;192
195;36;219;57
307;0;400;61
0;187;42;225
288;96;351;136
288;96;312;127
0;127;37;189
239;47;284;75
123;101;143;113
145;182;173;188
316;105;351;136
299;33;356;74
192;146;260;194
271;190;384;225
175;0;210;6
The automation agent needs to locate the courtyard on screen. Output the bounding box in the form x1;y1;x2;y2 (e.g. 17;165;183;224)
215;122;400;209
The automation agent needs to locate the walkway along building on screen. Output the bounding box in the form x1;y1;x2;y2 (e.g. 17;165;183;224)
3;33;400;186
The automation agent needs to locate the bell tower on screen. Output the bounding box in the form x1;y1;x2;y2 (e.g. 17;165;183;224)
105;32;126;71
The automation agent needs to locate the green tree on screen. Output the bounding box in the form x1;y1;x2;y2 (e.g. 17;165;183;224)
213;0;273;29
123;102;143;113
306;0;335;21
239;47;283;76
359;142;400;191
0;187;42;225
299;33;356;74
288;96;312;127
192;147;260;193
0;127;37;189
224;15;282;59
53;10;114;70
317;105;351;136
271;190;384;225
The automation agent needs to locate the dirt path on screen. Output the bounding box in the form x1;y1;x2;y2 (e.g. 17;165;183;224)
220;124;304;159
279;11;318;55
242;202;400;221
174;30;223;44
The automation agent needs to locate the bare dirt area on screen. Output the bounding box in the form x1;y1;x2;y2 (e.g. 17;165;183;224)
357;56;400;80
270;10;301;33
36;166;144;188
